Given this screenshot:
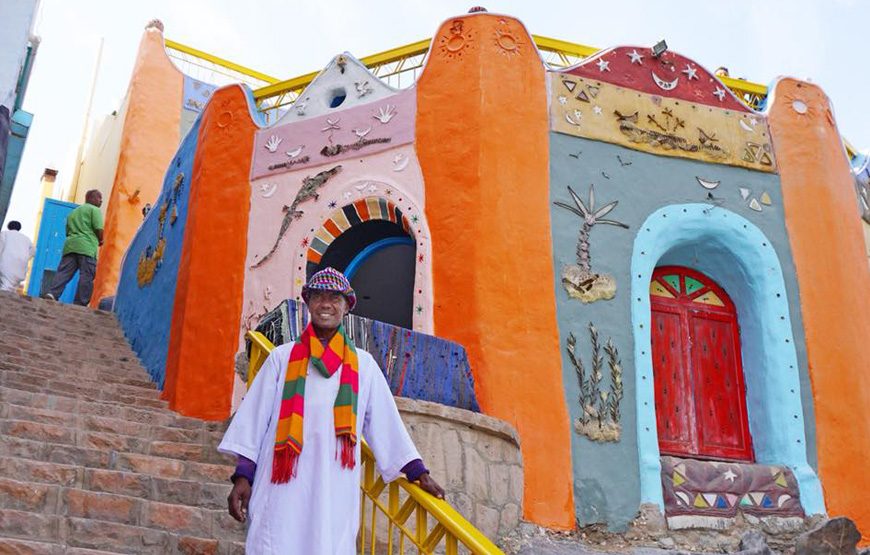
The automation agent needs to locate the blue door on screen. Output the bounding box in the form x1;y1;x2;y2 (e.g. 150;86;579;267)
27;198;79;303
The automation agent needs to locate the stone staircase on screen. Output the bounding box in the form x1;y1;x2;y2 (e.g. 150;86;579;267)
0;292;245;554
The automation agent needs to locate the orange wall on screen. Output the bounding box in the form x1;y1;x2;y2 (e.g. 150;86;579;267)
768;78;870;543
163;85;255;419
416;14;574;529
90;27;182;307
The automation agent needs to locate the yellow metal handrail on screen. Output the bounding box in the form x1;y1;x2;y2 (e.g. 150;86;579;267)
245;330;505;555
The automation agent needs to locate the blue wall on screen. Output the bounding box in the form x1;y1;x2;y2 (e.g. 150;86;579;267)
255;299;481;412
114;118;200;387
548;133;820;528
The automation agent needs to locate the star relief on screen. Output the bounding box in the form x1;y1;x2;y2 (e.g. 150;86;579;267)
627;49;644;65
596;58;610;72
713;87;727;101
682;64;699;80
723;469;737;482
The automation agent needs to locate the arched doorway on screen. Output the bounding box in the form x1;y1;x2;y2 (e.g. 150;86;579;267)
650;266;753;462
306;198;417;329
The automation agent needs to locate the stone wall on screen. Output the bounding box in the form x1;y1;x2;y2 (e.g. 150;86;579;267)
396;397;523;541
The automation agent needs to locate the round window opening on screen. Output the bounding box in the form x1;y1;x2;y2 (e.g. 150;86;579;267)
328;87;347;108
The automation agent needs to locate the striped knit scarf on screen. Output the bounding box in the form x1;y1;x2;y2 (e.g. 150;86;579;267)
272;323;359;483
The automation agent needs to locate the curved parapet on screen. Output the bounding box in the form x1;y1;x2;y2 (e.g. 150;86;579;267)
767;77;870;542
162;84;260;419
416;12;575;530
89;23;184;307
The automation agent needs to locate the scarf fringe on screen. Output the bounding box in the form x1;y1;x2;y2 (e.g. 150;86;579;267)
272;447;299;484
338;436;356;469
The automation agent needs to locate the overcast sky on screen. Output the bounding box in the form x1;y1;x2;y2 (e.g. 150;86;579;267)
6;0;868;233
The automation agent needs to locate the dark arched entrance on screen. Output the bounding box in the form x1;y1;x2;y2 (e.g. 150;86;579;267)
307;219;415;329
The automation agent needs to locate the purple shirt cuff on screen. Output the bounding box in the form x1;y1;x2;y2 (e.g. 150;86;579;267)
232;456;427;484
232;455;256;485
401;459;428;482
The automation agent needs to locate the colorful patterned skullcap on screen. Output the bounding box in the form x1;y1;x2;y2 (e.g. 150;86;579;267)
301;267;357;310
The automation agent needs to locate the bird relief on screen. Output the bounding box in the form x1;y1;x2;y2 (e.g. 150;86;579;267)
555;184;629;303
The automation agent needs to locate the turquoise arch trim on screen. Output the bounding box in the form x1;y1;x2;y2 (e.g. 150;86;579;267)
630;204;825;515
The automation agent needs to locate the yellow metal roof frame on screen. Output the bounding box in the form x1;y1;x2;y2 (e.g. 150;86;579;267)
166;35;857;158
164;38;281;85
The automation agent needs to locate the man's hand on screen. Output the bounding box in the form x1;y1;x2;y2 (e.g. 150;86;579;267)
417;473;445;499
228;477;252;522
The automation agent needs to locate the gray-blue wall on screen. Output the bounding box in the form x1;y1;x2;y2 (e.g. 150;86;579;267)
548;132;818;529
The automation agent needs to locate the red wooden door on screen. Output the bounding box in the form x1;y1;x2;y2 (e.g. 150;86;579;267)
650;266;754;462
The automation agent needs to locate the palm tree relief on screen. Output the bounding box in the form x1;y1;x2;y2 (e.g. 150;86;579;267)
555;184;628;303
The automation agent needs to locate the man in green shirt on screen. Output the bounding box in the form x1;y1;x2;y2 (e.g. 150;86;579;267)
46;189;104;305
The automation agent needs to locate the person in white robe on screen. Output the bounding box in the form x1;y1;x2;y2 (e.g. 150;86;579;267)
219;267;443;554
0;221;35;292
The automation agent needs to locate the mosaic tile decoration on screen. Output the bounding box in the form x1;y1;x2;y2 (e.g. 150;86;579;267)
661;456;804;518
253;299;480;412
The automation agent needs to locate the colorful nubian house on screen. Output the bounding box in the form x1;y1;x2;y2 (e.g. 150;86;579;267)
61;9;870;545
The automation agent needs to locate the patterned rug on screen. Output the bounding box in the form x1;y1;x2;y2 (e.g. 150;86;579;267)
661;456;804;519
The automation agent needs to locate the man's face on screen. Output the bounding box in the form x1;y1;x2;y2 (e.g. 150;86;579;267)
307;290;348;332
88;193;103;207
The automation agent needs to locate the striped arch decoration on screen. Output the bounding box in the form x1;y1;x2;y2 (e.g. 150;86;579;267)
307;197;415;264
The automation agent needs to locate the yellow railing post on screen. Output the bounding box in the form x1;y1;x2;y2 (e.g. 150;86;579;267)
246;331;505;554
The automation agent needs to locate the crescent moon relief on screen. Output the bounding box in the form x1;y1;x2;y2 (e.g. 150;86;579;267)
652;71;679;91
392;153;410;172
565;109;582;126
738;119;755;133
260;183;278;198
696;177;720;190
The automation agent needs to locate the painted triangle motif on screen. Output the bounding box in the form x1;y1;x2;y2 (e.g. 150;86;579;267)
742;148;756;164
715;495;729;509
674;463;687;475
672;471;686;486
740;494;754;507
760;152;773;165
740;187;751;200
576;90;590;102
761;192;773;206
726;493;739;507
676;491;691;506
563;80;577;92
750;492;766;505
761;494;774;508
587;85;600;98
694;493;710;508
775;472;788;488
703;493;718;506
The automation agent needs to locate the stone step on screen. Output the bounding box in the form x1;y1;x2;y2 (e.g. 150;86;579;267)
1;436;234;485
0;399;224;446
0;419;232;465
0;364;156;390
0;379;167;410
0;386;208;431
0;370;160;399
0;457;230;511
0;481;247;544
0;538;124;555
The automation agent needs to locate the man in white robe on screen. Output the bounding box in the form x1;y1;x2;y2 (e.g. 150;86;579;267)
219;267;443;554
0;221;34;292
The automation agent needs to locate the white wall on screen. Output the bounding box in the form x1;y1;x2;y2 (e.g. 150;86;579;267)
0;0;39;110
